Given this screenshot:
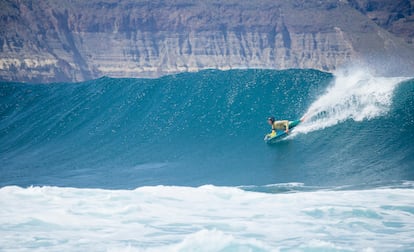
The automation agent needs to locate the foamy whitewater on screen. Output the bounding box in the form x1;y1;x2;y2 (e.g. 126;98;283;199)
295;70;410;134
1;184;414;251
1;69;413;251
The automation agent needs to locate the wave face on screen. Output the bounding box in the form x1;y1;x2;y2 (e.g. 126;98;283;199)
1;69;413;188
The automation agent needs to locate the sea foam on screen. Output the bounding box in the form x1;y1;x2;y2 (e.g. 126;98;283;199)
295;69;410;134
1;185;413;251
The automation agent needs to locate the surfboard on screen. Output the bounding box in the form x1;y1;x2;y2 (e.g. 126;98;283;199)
264;119;302;144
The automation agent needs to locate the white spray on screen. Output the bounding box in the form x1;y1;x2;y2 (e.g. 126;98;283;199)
295;69;409;134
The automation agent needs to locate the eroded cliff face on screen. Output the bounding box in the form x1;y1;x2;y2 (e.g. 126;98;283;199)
0;0;413;83
350;0;414;44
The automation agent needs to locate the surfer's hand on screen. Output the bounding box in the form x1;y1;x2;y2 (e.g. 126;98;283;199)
285;129;289;133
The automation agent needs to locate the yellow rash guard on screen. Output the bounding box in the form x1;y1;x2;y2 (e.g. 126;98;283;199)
270;120;289;137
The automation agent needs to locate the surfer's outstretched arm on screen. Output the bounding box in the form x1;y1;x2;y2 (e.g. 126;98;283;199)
284;121;289;133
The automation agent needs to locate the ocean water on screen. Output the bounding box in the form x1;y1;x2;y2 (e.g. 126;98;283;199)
1;69;413;251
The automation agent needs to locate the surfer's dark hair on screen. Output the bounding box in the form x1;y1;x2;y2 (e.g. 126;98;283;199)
268;117;275;123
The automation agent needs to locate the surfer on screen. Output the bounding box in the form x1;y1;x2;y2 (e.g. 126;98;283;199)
266;117;289;138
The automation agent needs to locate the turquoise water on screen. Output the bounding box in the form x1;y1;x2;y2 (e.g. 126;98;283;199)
1;69;413;251
1;69;413;188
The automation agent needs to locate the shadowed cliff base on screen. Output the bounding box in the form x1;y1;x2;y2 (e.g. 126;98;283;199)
0;0;413;83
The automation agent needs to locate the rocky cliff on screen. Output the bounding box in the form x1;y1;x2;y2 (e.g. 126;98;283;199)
350;0;414;44
1;0;413;83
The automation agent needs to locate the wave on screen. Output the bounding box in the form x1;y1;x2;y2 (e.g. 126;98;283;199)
0;69;413;189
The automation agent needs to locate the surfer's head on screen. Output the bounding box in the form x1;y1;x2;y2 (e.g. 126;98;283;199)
267;116;275;125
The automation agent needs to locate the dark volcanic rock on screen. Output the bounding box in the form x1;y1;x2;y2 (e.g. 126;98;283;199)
349;0;414;44
0;0;413;83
